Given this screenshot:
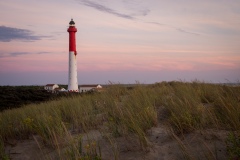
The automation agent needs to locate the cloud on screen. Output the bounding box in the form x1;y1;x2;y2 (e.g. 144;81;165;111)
146;21;167;26
176;28;201;36
138;9;150;16
130;9;150;17
76;1;201;36
0;26;46;42
9;52;30;57
121;0;150;16
146;21;202;36
0;52;30;58
77;0;135;20
0;51;50;58
36;52;51;54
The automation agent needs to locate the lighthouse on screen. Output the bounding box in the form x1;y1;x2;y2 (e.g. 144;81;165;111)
67;19;78;92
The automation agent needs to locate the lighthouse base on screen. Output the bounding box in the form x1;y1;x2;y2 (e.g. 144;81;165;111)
68;51;79;92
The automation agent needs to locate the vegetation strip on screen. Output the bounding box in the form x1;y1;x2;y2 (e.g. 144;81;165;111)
0;81;239;159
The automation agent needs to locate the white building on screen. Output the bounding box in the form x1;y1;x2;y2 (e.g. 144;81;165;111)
79;84;102;93
44;84;59;91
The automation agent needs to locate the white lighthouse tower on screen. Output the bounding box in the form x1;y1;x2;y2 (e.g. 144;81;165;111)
67;19;78;92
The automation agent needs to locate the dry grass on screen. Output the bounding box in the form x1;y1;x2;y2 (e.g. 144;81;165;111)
0;81;239;159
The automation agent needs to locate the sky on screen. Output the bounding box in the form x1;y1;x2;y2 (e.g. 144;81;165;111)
0;0;240;85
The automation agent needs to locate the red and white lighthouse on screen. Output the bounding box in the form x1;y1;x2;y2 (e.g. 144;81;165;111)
67;19;78;92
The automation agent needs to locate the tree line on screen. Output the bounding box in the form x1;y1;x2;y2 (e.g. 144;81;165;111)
0;86;68;111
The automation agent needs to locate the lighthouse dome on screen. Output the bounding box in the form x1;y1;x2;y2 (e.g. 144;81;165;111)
69;19;75;26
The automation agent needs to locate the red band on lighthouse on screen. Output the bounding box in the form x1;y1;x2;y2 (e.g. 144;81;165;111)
68;21;77;55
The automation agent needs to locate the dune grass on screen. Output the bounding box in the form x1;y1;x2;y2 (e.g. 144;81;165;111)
0;81;239;159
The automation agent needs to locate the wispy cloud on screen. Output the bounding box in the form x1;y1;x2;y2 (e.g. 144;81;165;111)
146;22;201;36
0;51;50;58
0;26;48;42
76;1;201;36
146;22;166;26
176;28;201;36
76;0;135;20
130;9;150;17
36;52;51;54
9;52;30;57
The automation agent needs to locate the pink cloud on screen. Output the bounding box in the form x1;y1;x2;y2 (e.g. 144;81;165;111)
76;49;240;72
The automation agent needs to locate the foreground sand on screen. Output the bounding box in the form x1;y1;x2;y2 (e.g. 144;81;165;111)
5;124;228;160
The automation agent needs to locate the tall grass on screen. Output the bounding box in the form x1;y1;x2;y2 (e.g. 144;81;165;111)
104;84;158;148
0;81;239;159
152;81;240;134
